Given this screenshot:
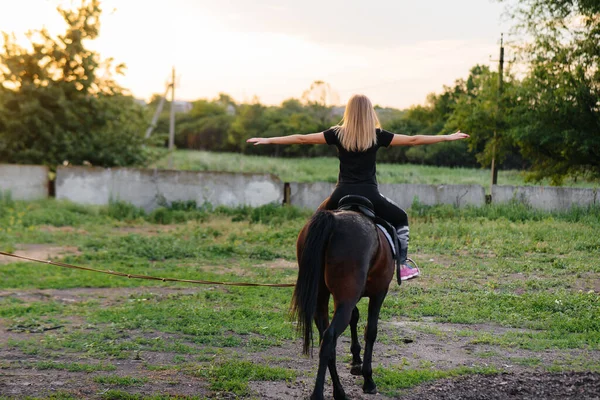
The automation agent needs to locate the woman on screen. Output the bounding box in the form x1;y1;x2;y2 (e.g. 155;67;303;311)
247;94;469;280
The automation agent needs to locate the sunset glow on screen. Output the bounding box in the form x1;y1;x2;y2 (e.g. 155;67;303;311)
1;0;509;108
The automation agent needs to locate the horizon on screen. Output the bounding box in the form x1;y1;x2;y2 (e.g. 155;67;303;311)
1;0;513;109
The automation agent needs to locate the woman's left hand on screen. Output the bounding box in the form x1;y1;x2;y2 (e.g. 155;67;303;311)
448;131;470;140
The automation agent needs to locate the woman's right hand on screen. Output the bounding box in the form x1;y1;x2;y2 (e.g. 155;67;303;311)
246;138;271;145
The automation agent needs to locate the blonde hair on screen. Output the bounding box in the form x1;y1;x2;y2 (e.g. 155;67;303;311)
334;94;380;152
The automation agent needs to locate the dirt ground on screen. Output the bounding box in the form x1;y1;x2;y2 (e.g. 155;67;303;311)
398;372;600;400
1;286;599;399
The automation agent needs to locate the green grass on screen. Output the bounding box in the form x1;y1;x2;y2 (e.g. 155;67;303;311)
194;360;296;395
99;392;203;400
152;150;600;188
1;198;599;397
32;361;117;372
376;365;500;396
508;357;542;367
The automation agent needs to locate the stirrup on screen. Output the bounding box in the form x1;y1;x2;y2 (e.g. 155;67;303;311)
405;257;419;269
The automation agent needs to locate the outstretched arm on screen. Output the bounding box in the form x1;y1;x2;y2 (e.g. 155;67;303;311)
247;132;326;145
390;131;470;146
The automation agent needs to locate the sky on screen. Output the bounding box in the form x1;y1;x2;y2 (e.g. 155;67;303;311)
0;0;513;109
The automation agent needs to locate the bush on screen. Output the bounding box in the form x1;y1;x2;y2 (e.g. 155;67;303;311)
0;191;14;218
105;200;146;221
214;203;310;225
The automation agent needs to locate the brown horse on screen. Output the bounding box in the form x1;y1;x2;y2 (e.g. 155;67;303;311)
291;204;395;400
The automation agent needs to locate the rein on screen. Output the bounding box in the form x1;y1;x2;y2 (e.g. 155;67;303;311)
0;251;295;288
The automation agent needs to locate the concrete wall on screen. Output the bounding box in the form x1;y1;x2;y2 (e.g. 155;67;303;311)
380;184;486;208
492;185;598;211
289;182;336;210
288;182;486;210
4;163;597;212
56;166;282;211
0;164;49;200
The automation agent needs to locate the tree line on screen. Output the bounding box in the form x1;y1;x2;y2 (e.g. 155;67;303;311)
0;0;598;185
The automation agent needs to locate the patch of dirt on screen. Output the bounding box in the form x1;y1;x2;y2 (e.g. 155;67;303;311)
38;226;88;234
197;265;251;276
241;318;600;398
111;225;180;236
261;259;297;270
0;287;205;309
0;366;209;399
415;254;457;268
381;319;599;373
0;244;81;264
249;371;394;400
195;258;296;276
398;372;600;400
569;273;600;293
251;372;600;399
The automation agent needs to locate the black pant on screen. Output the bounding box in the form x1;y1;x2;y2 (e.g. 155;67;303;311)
321;184;408;229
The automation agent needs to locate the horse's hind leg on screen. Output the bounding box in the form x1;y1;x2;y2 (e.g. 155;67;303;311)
349;306;363;375
362;292;387;394
314;282;330;343
311;304;353;400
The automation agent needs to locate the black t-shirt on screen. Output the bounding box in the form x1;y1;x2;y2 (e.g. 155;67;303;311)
323;127;394;185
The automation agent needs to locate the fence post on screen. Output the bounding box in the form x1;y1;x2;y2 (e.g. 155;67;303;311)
283;182;291;206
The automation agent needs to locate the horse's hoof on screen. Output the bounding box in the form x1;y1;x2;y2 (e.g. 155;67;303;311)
333;389;348;400
350;364;362;376
363;385;378;395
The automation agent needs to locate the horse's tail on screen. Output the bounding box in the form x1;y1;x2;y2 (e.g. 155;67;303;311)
290;210;336;356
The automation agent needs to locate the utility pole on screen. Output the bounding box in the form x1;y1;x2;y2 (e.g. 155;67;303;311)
168;66;176;169
145;84;171;139
489;34;504;201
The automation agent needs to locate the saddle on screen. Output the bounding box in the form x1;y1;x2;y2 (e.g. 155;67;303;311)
337;195;402;285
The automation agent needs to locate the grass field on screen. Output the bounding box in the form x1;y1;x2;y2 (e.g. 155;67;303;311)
0;197;599;399
152;150;600;188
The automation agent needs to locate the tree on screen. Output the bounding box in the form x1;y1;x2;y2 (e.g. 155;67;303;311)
302;80;339;128
259;99;323;157
380;80;479;167
175;97;234;150
445;65;521;170
227;100;268;153
500;0;600;183
301;80;339;107
0;0;151;168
